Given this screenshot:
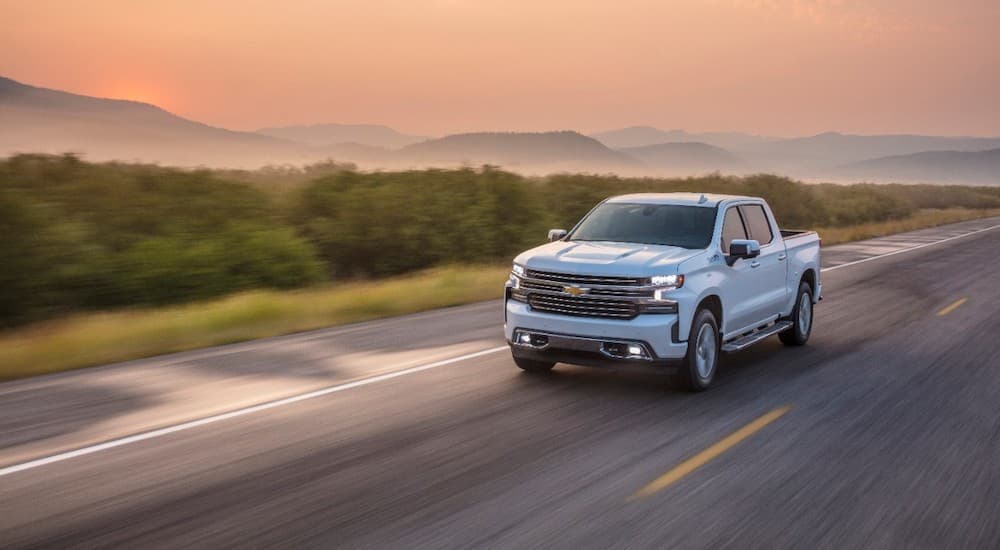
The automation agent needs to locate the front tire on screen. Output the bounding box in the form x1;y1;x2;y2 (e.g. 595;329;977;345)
512;355;555;373
779;281;813;346
676;308;720;392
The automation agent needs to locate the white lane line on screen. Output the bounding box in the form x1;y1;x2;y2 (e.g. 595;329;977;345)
821;224;1000;273
0;346;507;478
3;221;998;477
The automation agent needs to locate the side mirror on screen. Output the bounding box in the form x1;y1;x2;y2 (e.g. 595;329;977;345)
548;229;567;242
727;239;760;266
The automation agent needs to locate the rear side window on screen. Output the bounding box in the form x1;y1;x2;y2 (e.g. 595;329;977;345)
740;204;774;245
721;207;747;253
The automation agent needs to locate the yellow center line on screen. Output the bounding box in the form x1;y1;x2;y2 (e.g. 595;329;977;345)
628;406;791;501
937;297;968;316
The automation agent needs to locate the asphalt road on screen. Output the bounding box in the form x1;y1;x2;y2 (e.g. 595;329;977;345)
1;218;999;549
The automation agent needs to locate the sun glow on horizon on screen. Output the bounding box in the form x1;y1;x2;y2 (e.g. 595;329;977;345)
100;81;176;110
2;0;997;135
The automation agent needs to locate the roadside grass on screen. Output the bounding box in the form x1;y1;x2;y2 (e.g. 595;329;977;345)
0;265;509;380
815;208;1000;245
2;208;999;381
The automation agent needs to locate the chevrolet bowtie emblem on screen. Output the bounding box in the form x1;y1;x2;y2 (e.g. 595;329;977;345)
564;285;589;296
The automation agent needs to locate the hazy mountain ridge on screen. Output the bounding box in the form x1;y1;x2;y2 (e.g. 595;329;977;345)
833;148;1000;184
0;76;315;168
594;125;1000;182
591;125;773;150
256;123;427;149
737;131;1000;173
617;142;747;175
3;76;1000;182
1;77;636;172
396;131;639;171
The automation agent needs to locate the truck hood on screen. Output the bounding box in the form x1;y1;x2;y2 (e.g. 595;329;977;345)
514;240;705;277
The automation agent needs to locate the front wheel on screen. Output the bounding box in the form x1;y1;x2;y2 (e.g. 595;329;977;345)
676;308;720;392
779;282;813;346
512;355;555;373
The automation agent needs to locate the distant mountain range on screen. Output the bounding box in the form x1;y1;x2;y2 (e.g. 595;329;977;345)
590;126;1000;183
591;126;772;150
734;132;1000;176
617;142;747;174
833;148;1000;184
0;76;314;168
396;131;637;171
256;123;427;149
3;75;1000;183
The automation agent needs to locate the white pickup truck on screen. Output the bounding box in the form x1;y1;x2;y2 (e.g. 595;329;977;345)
505;193;821;390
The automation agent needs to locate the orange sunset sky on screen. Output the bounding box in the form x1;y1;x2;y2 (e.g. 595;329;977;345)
3;0;998;136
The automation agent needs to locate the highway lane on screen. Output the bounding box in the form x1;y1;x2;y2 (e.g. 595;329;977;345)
1;219;999;548
2;216;996;469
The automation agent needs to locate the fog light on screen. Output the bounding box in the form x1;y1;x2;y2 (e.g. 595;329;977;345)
519;333;531;344
627;345;642;356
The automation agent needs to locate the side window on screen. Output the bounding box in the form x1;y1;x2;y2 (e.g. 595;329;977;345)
721;207;747;253
740;205;774;246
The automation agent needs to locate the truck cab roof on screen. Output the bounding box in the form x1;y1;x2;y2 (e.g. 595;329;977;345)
606;193;760;207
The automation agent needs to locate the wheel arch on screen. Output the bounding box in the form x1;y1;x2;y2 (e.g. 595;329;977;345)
801;268;817;296
694;294;723;338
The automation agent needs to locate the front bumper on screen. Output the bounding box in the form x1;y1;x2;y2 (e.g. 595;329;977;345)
505;299;688;368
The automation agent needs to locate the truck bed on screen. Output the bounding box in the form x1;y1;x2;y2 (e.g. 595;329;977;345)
780;229;817;240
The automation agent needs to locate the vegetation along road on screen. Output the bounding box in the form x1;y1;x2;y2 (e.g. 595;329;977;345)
1;218;998;547
3;154;1000;378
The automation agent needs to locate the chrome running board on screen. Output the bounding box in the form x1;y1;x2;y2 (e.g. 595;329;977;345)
721;321;793;353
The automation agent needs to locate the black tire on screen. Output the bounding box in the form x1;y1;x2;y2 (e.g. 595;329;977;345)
512;355;555;373
675;308;720;392
779;281;813;346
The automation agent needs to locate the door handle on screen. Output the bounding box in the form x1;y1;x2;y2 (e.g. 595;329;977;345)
750;260;761;268
777;253;787;261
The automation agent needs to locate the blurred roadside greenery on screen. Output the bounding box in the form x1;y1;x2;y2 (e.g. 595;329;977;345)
4;153;1000;329
0;265;509;380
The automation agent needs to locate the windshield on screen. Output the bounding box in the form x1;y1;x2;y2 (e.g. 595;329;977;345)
568;202;716;249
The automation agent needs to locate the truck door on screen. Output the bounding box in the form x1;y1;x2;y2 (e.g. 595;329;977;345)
719;206;766;334
738;204;788;321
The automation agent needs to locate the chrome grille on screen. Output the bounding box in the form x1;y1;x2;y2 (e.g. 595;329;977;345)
520;279;562;293
528;293;638;320
520;273;654;298
525;269;647;287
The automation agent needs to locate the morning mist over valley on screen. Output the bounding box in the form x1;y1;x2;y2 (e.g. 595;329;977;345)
3;75;1000;183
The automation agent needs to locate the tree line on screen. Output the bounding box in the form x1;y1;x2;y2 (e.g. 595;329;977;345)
3;154;999;327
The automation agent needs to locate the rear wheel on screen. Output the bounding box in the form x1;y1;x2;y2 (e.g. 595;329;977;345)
779;282;813;346
676;308;720;392
512;355;555;373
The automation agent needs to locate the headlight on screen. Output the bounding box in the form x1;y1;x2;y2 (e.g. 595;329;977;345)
651;274;684;301
651;274;683;288
509;264;524;290
509;273;521;289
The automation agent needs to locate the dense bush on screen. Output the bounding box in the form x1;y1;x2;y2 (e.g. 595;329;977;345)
291;168;546;277
0;155;324;326
3;153;999;326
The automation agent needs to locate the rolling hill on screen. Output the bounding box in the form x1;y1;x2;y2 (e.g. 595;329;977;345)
396;131;640;172
738;132;1000;174
256;123;427;149
618;142;747;174
833;148;1000;184
0;76;319;168
591;126;772;150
